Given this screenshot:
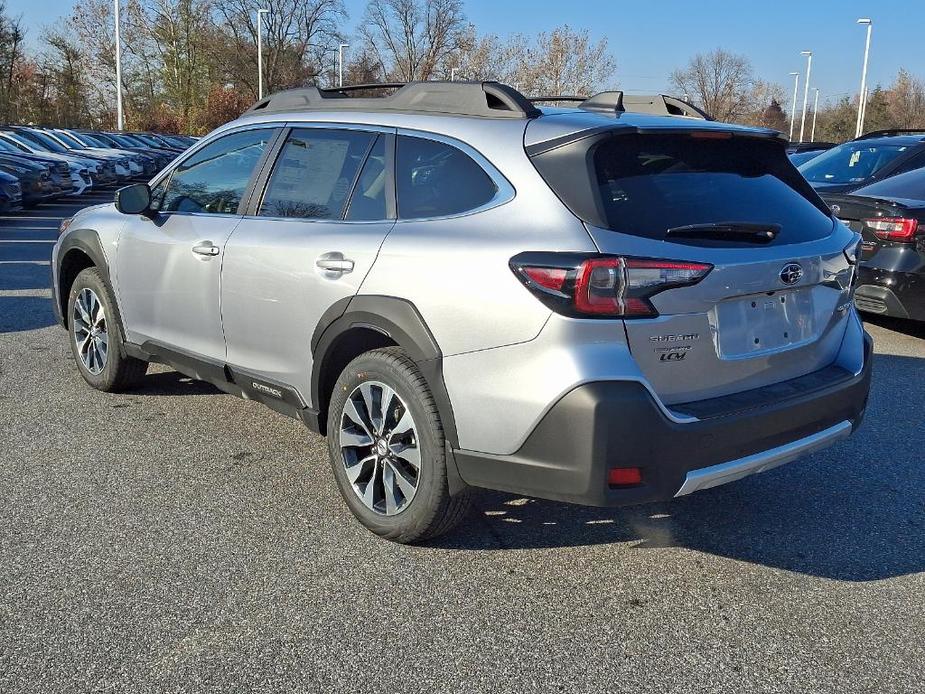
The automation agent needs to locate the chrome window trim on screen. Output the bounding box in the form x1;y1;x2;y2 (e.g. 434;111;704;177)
394;127;516;222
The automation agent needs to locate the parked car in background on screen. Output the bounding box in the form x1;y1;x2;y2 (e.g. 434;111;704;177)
823;166;925;321
47;128;146;177
90;132;175;171
10;127;134;181
787;141;836;167
0;135;76;196
799;130;925;194
0;130;97;194
0;169;23;212
0;159;55;207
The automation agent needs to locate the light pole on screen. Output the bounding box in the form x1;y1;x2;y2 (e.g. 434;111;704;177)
855;18;873;137
256;8;270;99
337;43;348;87
450;67;457;81
114;0;123;130
788;72;800;142
810;88;820;142
799;50;813;142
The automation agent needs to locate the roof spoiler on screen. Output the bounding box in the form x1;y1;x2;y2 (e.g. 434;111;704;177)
529;92;712;120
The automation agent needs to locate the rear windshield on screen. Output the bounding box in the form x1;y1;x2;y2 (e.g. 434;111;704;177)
798;142;910;184
852;166;925;200
531;132;833;245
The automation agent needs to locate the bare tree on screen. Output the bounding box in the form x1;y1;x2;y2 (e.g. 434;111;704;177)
359;0;468;81
670;48;757;122
212;0;346;96
885;68;925;128
0;1;26;121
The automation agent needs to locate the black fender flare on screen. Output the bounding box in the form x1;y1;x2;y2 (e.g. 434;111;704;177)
310;295;459;449
55;228;126;339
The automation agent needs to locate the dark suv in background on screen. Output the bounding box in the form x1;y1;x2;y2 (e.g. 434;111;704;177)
799;130;925;194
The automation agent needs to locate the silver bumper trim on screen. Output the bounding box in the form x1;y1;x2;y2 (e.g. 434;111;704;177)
674;420;853;497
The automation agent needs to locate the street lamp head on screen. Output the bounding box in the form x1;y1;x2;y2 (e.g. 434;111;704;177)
789;71;799;77
257;8;270;17
801;50;812;57
857;17;872;25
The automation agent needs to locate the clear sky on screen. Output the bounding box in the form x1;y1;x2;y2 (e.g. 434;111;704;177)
5;0;920;106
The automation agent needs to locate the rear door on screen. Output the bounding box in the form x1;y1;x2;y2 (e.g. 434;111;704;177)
530;130;859;405
220;125;396;403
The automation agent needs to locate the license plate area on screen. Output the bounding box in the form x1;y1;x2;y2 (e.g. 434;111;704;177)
714;288;816;359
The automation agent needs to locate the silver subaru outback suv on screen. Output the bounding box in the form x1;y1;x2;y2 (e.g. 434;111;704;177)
52;82;872;543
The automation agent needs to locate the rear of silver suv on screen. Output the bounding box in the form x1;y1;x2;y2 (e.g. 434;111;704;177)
52;82;872;543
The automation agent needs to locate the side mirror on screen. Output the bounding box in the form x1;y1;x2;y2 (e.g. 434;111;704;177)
114;183;151;215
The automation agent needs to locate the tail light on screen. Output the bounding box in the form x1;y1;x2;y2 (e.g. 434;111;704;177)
510;252;712;318
864;217;919;243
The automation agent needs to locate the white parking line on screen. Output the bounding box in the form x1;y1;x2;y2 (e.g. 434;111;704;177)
0;216;66;221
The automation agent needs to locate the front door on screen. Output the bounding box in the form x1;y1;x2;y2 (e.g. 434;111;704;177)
221;127;396;402
114;127;277;361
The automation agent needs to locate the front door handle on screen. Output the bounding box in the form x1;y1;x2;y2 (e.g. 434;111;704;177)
192;241;220;257
316;252;355;273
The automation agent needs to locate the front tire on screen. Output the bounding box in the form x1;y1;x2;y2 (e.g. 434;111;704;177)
67;267;147;392
327;347;471;543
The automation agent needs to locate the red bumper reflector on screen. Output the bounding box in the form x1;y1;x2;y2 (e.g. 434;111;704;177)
608;467;642;486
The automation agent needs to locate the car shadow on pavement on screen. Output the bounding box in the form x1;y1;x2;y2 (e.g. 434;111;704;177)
130;370;223;397
0;295;55;332
436;352;925;583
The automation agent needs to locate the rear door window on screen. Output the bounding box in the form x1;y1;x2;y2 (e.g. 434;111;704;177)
260;128;375;220
396;135;497;219
531;132;834;246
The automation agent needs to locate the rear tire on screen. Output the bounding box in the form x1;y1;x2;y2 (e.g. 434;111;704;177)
327;347;471;543
67;267;147;392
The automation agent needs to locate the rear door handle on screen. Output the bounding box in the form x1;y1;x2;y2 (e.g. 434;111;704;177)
316;252;354;273
192;241;220;257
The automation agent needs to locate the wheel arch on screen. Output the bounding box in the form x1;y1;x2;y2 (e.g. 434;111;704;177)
56;229;127;340
311;295;459;447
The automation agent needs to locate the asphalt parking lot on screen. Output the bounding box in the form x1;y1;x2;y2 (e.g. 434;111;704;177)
1;193;923;693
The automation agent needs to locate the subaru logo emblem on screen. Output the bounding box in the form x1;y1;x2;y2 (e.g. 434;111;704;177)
780;263;804;285
830;204;841;214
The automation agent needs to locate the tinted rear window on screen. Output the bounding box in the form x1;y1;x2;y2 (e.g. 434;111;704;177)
531;133;833;245
799;142;910;184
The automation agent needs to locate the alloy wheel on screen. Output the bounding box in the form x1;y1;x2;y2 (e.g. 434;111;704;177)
73;288;108;375
340;380;421;516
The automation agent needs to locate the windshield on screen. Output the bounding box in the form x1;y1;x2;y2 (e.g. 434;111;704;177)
0;134;31;152
17;130;67;153
0;139;24;154
54;131;87;148
799;142;910;184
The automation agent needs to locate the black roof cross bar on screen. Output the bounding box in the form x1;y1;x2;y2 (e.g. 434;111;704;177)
245;81;541;119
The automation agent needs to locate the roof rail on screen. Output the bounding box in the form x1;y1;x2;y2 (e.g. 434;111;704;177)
244;81;541;119
855;128;925;140
527;91;711;120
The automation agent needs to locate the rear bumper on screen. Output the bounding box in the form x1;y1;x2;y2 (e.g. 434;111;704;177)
855;265;925;320
454;334;872;507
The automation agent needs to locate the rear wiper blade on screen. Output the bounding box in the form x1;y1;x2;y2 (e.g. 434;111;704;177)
666;222;781;244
